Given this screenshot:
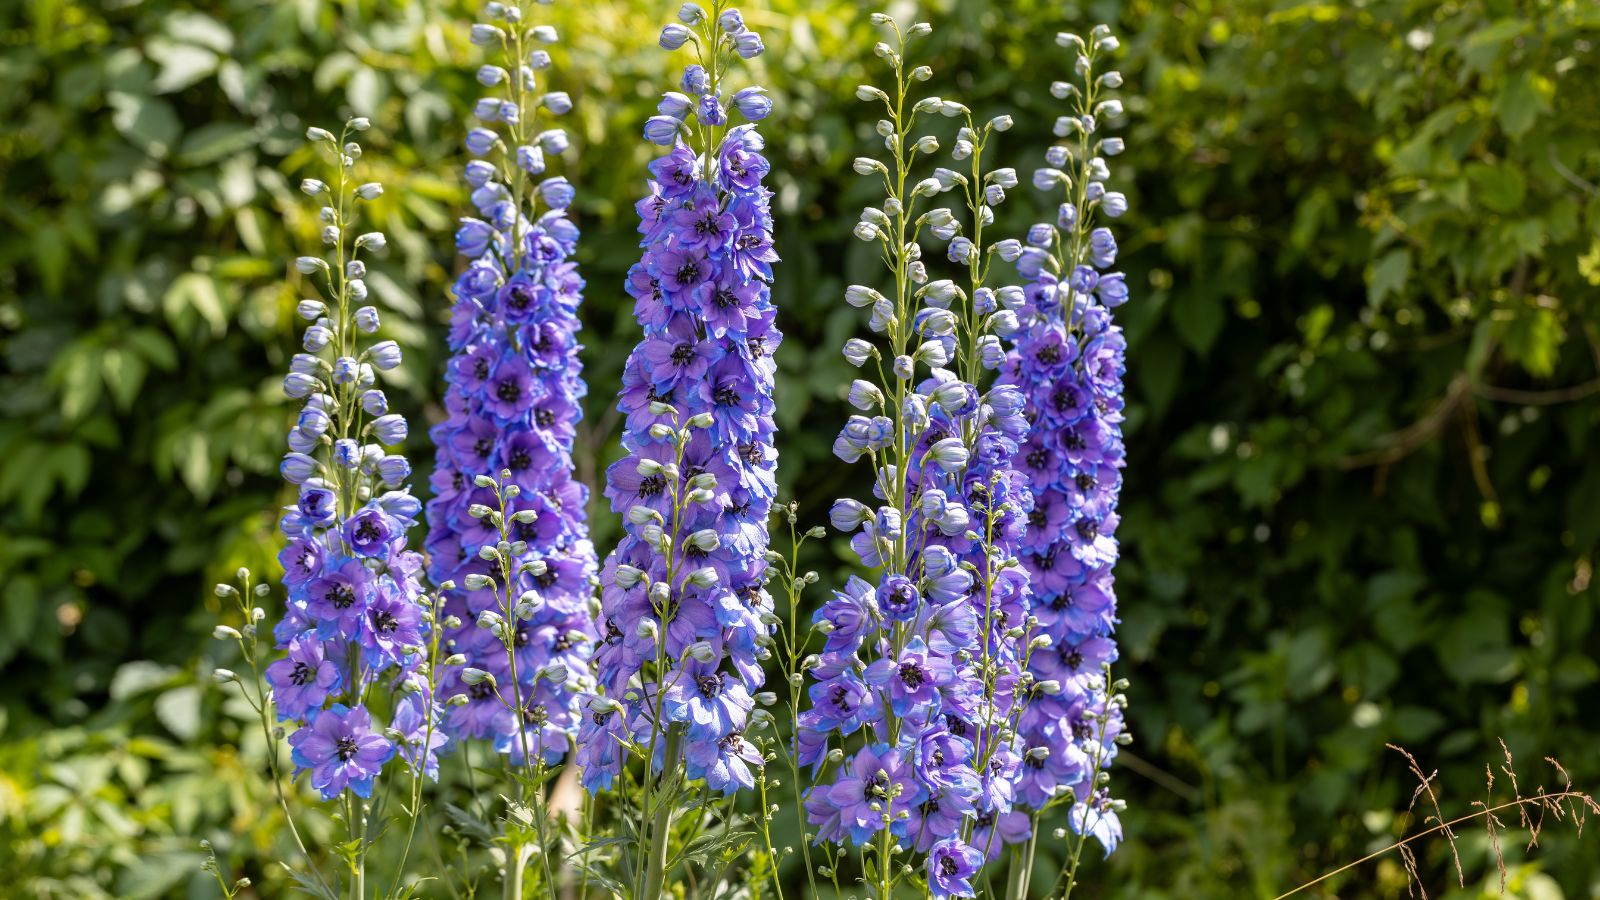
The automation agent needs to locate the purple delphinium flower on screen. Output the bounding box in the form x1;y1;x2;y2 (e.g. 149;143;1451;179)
926;838;983;898
576;6;779;798
806;743;925;846
271;120;435;800
265;635;340;721
427;5;598;766
998;24;1129;856
289;703;396;800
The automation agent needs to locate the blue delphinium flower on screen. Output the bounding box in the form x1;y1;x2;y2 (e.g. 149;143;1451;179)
1000;25;1130;858
271;121;440;800
576;3;780;802
927;838;984;899
426;2;598;769
288;703;396;800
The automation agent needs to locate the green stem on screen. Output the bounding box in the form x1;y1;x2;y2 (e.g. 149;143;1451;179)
1004;844;1028;900
504;842;527;900
640;726;685;900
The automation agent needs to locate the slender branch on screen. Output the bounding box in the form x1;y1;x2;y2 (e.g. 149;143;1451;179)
1272;791;1596;900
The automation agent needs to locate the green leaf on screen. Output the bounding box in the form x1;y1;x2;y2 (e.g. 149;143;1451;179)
147;38;216;94
1499;305;1564;378
108;91;181;158
1171;290;1224;356
116;851;205;900
1435;592;1516;683
162;11;233;53
1497;70;1541;138
162;272;227;336
154;686;201;741
1465;161;1526;214
178;122;257;166
110;661;180;701
1367;248;1410;307
1138;331;1183;421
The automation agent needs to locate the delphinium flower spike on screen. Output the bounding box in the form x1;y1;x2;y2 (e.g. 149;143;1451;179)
575;0;779;895
1000;24;1132;891
267;118;441;893
426;2;596;894
427;0;596;775
797;14;1032;899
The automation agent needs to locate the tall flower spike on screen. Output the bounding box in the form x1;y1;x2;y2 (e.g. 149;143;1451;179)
577;0;781;810
427;0;598;767
1001;23;1130;859
271;120;440;799
799;14;1030;898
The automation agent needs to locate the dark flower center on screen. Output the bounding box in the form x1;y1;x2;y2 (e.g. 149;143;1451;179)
535;408;555;428
506;283;533;310
1075;519;1098;541
473;357;491;381
336;736;359;762
328;583;356;609
697;673;723;698
1026;448;1048;469
714;288;739;309
863;772;890;802
671;343;696;366
355;520;382;544
898;662;927;690
475;438;493;459
829;684;855;713
371;609;398;634
639;474;667;498
1028;509;1046;529
523;704;548;725
1037;344;1061;365
469;682;494;700
940;856;960;877
675;261;702;285
290;661;314;686
497;379;522;403
714;385;739;407
1076;472;1096;492
944;713;967;737
1063;648;1084;670
509;445;531;470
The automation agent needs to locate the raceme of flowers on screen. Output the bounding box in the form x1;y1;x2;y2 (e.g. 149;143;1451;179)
577;0;781;798
270;120;441;801
425;0;599;769
799;16;1040;898
1001;24;1131;856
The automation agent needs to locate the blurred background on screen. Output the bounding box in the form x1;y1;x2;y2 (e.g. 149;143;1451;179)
3;0;1600;897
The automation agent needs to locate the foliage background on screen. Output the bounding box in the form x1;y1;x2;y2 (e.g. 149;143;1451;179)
3;0;1600;896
